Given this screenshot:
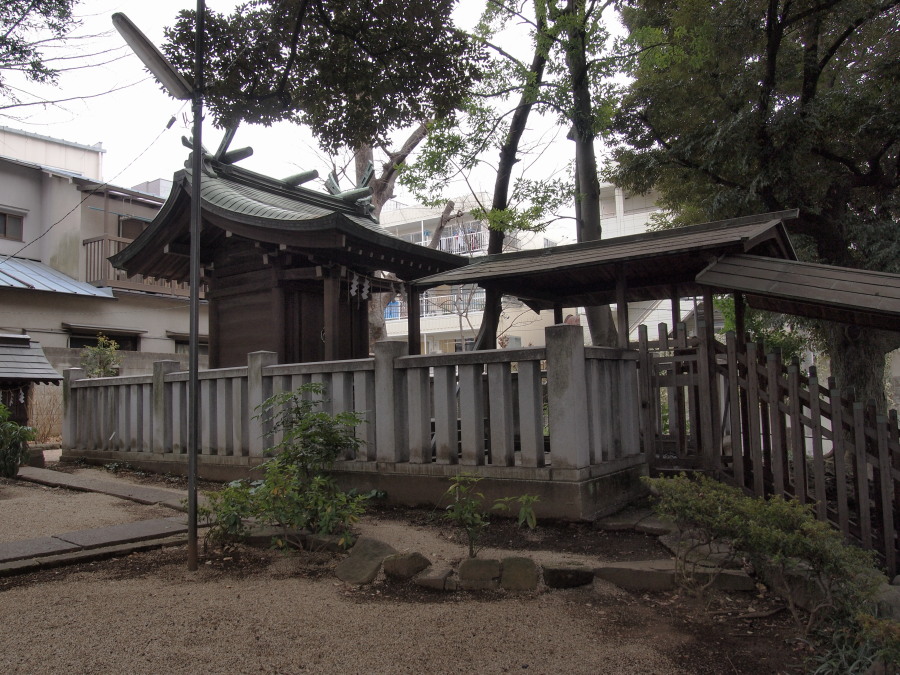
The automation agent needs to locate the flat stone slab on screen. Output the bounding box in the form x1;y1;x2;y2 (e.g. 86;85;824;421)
0;536;82;563
596;559;755;592
16;467;186;506
54;518;188;549
335;537;397;585
595;508;655;531
634;516;678;536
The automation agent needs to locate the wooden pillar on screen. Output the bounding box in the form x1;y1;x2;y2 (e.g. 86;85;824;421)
553;304;563;325
323;270;341;361
670;285;681;329
616;267;628;349
407;285;421;355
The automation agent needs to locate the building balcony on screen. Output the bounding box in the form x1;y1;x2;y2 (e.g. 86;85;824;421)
83;235;204;297
385;288;486;320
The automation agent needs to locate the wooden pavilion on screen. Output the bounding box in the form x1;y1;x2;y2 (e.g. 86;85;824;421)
110;153;465;368
410;209;900;349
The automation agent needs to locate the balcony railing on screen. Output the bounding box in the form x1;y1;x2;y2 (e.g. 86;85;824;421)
385;289;486;320
83;235;204;298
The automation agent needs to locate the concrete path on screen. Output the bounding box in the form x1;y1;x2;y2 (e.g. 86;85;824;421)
1;468;195;576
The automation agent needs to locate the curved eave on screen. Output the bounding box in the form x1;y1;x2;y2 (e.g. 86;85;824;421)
110;170;465;281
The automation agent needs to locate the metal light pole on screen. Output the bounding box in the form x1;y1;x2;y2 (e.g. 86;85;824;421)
113;3;205;571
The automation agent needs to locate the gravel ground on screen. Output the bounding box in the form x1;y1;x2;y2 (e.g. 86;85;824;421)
0;466;804;674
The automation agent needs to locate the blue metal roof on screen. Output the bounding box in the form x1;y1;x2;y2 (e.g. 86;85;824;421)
0;258;114;298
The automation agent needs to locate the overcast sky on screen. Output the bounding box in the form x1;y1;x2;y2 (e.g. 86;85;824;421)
1;0;607;240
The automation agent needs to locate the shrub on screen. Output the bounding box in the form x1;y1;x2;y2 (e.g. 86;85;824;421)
80;334;122;378
442;473;539;558
0;403;35;478
201;384;368;549
645;474;881;636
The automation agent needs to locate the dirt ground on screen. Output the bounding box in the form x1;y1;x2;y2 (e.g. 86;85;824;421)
0;464;811;674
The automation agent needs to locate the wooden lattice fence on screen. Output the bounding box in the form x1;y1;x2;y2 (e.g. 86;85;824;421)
638;323;899;577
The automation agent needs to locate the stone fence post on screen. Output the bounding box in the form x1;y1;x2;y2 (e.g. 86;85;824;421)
374;340;408;462
247;351;278;457
152;360;181;454
545;324;591;469
62;367;85;452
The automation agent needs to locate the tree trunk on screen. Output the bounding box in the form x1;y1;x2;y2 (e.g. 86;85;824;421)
563;0;618;347
824;324;898;412
473;7;551;351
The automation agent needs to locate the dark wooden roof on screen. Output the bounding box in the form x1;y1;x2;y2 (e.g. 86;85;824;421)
110;160;466;282
0;334;61;384
413;211;798;309
697;254;900;331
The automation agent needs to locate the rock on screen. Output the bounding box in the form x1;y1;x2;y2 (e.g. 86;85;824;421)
334;537;397;585
892;575;900;586
383;552;431;580
458;558;500;591
543;565;594;589
634;516;678;536
414;566;455;591
501;557;539;591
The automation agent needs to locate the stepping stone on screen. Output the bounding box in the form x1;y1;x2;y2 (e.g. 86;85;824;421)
54;518;188;549
634;516;678;536
334;537;397;585
383;552;431;580
596;559;755;592
501;557;539;591
0;536;81;564
458;558;500;590
595;508;655;531
543;564;594;588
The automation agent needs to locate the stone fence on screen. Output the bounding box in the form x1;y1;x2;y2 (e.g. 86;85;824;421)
62;324;646;519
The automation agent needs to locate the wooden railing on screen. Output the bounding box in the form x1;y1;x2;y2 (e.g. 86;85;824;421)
83;235;203;297
637;322;899;576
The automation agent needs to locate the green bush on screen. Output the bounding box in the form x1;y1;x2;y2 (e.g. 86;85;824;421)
80;334;122;378
442;473;539;558
201;383;369;549
644;474;881;636
0;403;35;478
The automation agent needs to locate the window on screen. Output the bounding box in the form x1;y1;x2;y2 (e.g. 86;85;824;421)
0;212;24;241
69;333;139;352
119;217;149;240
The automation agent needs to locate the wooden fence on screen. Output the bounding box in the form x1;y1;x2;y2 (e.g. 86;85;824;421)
638;322;899;577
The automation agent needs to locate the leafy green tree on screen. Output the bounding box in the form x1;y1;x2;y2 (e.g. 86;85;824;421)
0;0;79;101
607;0;900;407
162;0;478;154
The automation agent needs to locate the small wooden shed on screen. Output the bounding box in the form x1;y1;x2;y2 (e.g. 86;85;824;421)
0;334;62;426
110;158;465;368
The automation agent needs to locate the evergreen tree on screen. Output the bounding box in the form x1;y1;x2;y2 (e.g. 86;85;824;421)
608;0;900;406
